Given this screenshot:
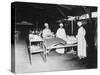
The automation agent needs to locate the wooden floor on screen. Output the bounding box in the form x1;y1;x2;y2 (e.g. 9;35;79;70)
14;39;88;73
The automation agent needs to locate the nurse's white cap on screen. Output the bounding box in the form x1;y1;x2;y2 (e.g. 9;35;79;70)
59;23;63;26
77;21;82;26
44;23;49;27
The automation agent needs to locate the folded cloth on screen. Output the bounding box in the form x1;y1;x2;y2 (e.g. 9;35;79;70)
43;37;66;48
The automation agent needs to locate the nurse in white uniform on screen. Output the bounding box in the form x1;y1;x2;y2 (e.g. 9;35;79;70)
42;23;54;39
76;21;87;59
56;23;67;54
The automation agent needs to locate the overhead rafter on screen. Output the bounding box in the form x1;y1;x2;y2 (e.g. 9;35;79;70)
59;5;72;10
27;4;44;9
56;7;66;18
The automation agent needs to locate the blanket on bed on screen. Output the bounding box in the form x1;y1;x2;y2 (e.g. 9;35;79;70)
43;37;66;48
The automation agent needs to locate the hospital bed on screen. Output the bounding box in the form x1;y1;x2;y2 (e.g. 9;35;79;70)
42;37;77;62
29;34;77;64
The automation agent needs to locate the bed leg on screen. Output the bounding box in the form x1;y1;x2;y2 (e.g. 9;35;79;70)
28;50;32;65
30;54;32;65
40;51;47;62
44;52;47;62
43;45;47;62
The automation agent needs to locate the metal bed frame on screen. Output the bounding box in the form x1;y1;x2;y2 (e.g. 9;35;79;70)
28;35;77;64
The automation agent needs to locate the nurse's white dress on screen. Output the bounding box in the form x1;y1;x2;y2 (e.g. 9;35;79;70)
56;28;67;54
42;28;52;39
77;27;86;58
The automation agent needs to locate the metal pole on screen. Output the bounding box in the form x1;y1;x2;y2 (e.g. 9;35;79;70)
71;20;73;34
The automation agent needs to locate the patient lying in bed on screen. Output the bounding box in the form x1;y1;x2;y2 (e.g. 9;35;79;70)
43;37;77;49
44;37;66;48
